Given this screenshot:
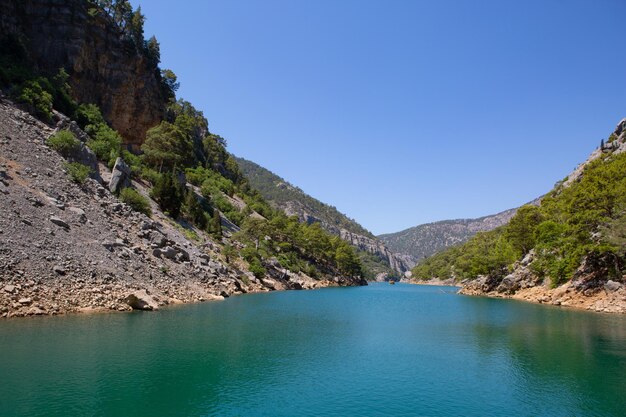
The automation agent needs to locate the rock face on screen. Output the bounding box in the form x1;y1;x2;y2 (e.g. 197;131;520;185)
339;230;412;272
0;0;165;147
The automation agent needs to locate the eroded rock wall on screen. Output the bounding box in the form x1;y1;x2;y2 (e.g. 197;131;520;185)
0;0;165;148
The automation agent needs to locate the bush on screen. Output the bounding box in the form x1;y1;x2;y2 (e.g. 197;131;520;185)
248;258;266;279
119;188;152;216
64;162;92;184
86;124;122;163
47;130;79;156
18;79;53;120
75;103;106;129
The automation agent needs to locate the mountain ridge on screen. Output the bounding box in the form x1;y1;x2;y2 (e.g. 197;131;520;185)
234;156;412;276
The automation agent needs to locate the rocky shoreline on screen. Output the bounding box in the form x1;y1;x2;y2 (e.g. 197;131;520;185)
459;278;626;314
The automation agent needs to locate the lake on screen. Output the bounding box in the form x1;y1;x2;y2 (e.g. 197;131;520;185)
0;283;625;416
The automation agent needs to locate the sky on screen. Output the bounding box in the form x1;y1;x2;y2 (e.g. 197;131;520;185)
135;0;626;235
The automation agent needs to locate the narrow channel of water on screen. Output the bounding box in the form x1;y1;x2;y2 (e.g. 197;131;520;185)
0;283;625;416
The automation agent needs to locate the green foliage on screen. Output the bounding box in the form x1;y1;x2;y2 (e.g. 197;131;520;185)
18;79;53;120
151;171;184;218
222;244;236;263
235;214;362;279
208;210;223;238
142;121;194;172
47;130;80;157
119;188;152;216
75;103;106;128
160;69;179;102
235;156;375;238
413;151;626;286
75;103;122;165
64;162;92;184
183;191;207;228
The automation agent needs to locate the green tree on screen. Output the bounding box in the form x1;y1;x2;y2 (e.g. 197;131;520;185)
184;191;207;228
160;69;179;102
142;121;193;172
335;244;362;277
151;171;183;218
209;210;222;238
504;205;543;255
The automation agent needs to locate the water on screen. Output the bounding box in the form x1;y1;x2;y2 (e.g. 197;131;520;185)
0;283;625;417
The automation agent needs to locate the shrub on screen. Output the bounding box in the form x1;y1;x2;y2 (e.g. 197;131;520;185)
86;124;122;163
248;258;266;279
18;79;53;120
47;130;79;156
119;187;152;216
75;103;106;129
64;162;92;184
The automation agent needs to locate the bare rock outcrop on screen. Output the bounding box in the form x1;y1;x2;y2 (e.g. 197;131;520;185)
0;0;166;147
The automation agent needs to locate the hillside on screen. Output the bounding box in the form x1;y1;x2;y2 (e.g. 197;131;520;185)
0;1;367;318
378;208;520;266
414;118;626;313
235;156;412;276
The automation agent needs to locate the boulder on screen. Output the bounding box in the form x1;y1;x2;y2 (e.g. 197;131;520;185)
123;290;159;311
68;207;87;223
53;265;66;275
109;157;131;193
153;246;177;260
49;216;70;229
604;280;623;292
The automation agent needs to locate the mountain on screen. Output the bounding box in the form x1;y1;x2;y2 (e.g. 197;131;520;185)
0;0;367;318
234;156;412;276
415;117;626;313
378;206;534;267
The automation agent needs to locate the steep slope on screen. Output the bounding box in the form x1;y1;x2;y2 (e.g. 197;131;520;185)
235;156;411;275
416;118;626;314
378;207;524;266
0;0;166;147
0;97;364;318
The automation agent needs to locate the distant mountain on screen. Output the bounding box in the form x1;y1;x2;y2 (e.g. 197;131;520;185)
378;207;529;267
235;156;412;276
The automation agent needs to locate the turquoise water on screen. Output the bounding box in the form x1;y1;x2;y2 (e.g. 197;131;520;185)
0;283;625;416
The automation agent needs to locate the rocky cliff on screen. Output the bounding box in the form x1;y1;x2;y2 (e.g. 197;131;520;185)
235;157;412;273
0;0;165;147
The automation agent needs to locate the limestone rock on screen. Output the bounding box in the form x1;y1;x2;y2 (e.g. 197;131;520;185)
49;216;70;229
1;0;166;147
109;157;131;194
123;290;159;311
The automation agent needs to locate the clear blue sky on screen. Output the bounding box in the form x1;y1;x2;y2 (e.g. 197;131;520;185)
136;0;626;235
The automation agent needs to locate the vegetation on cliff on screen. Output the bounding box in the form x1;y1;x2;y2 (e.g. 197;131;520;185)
0;0;365;284
234;156;404;279
413;129;626;287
